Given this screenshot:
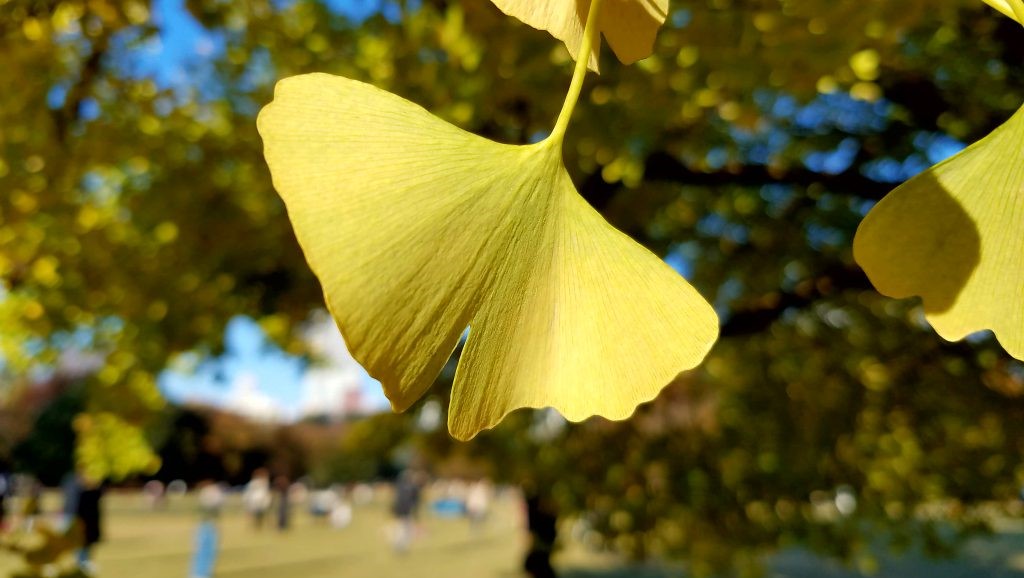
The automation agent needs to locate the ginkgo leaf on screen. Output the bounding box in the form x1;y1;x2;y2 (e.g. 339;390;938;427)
258;73;718;440
853;103;1024;361
982;0;1024;23
489;0;669;71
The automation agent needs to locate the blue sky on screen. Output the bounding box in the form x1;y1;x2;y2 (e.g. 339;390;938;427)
160;317;304;417
112;0;395;94
152;0;399;69
159;316;390;421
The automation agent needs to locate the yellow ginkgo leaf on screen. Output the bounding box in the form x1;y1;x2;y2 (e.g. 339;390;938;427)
853;103;1024;361
258;73;718;439
981;0;1024;23
489;0;669;71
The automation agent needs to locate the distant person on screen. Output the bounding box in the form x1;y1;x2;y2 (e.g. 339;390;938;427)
61;472;82;530
143;480;167;510
309;487;337;522
352;483;374;505
274;475;291;531
466;479;492;532
329;488;353;530
167;479;189;498
523;485;558;578
391;469;426;553
242;469;272;529
190;481;225;578
22;478;43;531
289;480;309;508
67;472;104;574
0;469;9;530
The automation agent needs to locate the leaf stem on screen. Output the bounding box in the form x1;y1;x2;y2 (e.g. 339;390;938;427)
548;0;603;145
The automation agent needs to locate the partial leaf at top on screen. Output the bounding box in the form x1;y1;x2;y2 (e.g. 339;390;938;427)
981;0;1023;23
488;0;669;72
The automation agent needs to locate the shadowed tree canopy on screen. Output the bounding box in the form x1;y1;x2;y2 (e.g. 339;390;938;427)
1;0;1024;574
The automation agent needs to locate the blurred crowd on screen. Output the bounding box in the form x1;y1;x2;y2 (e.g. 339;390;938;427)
0;466;518;578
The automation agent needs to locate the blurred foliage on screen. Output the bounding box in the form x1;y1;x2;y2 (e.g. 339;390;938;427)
307;412;411;484
150;405;347;484
0;520;85;578
12;385;82;485
2;0;1024;574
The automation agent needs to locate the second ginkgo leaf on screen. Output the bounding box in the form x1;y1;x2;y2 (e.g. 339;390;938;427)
258;73;718;440
854;103;1024;361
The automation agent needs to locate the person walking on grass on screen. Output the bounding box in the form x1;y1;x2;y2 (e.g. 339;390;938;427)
274;475;292;532
329;486;353;530
391;469;426;554
242;468;272;530
466;478;493;534
62;470;104;576
190;480;225;578
0;468;9;531
523;483;558;578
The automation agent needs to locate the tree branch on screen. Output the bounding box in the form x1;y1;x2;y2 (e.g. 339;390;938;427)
718;265;872;338
54;28;109;143
641;151;892;200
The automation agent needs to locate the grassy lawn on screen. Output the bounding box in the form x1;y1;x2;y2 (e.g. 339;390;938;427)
0;488;674;578
2;490;1024;578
